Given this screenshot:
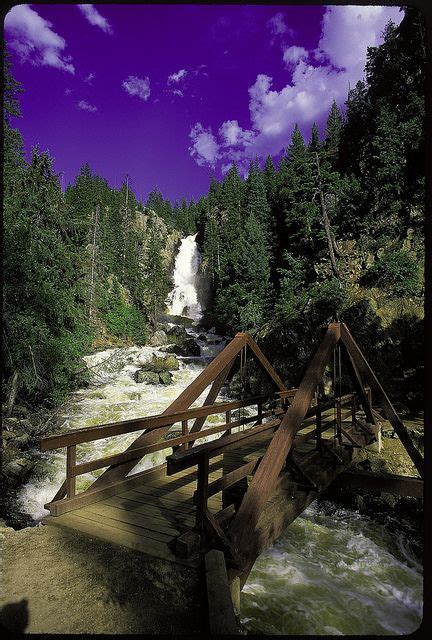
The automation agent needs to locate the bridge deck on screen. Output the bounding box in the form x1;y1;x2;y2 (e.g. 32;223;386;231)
41;411;348;566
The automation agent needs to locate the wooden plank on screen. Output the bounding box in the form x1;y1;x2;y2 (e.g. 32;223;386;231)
203;457;262;499
102;494;196;525
331;470;423;497
80;502;187;537
66;445;76;498
340;323;424;477
190;360;237;434
46;462;167;516
118;489;195;513
245;334;287;392
42;511;197;567
227;323;341;557
340;341;377;425
205;549;240;635
76;506;176;543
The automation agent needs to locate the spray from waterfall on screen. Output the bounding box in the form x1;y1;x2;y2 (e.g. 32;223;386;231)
165;234;203;320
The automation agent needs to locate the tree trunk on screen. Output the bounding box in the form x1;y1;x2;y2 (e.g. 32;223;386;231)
314;153;341;279
6;371;19;417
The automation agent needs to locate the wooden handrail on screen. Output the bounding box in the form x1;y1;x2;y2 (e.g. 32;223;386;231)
167;419;282;474
70;409;278;478
40;389;296;451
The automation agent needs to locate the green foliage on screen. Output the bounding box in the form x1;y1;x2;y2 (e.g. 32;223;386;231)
99;278;148;344
362;249;421;297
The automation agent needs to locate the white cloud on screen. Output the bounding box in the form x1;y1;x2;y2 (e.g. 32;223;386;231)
78;100;97;112
283;45;308;66
190;5;403;169
64;88;72;95
168;68;187;84
122;75;151;101
219;120;253;147
78;5;112;34
85;72;95;84
268;12;288;36
171;89;184;98
5;4;74;73
189;123;220;168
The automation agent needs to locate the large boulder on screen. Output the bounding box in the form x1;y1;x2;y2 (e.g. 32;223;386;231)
166;325;189;341
134;370;160;384
159;371;173;385
142;354;180;373
149;330;168;347
161;340;200;357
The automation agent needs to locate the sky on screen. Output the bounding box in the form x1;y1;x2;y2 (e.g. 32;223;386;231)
5;3;403;204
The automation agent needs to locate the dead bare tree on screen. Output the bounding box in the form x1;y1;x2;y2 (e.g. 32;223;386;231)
314;152;341;279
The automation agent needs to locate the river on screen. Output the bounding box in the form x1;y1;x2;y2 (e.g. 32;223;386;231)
16;234;423;635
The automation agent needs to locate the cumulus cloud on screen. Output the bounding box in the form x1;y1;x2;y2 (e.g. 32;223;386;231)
78;100;97;112
283;45;308;66
168;68;188;84
171;88;184;98
5;4;74;73
78;4;112;34
85;72;95;84
219;120;253;147
122;75;151;101
190;5;403;169
189;123;220;168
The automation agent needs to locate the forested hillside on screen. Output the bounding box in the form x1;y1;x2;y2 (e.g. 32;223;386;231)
2;7;424;412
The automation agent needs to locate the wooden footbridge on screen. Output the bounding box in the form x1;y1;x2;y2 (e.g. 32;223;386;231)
40;322;424;633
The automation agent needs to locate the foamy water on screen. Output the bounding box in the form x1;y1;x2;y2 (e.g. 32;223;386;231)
241;501;423;635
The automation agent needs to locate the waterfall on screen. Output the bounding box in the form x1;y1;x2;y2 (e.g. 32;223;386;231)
165;234;203;320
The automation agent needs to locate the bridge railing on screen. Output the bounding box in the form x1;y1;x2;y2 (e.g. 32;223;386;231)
166;392;359;550
40;388;296;505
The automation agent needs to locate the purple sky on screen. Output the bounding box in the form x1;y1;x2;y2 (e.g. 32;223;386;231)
5;3;403;204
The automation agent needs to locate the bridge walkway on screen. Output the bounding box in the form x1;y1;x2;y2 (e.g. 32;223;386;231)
42;408;353;567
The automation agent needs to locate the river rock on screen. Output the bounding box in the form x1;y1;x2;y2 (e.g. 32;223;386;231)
162;340;200;357
158;371;173;385
166;325;188;340
149;330;168;347
143;354;180;373
134;370;160;384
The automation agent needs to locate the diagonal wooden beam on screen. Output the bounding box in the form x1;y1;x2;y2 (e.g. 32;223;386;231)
87;333;249;492
245;334;288;392
190;359;237;435
227;323;341;558
340;323;424;478
340;342;377;425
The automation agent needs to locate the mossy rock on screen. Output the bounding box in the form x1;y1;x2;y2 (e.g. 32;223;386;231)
158;371;173;385
134;370;160;384
142;354;180;373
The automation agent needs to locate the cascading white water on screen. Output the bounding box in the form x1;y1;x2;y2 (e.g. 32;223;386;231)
165;234;203;320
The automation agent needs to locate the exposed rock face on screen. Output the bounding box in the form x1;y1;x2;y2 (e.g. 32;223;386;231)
149;330;168;347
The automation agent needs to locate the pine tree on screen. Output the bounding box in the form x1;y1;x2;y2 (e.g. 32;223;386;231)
324;101;342;165
308;122;320;153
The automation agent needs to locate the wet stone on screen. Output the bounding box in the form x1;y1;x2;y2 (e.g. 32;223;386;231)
134;370;160;385
142;354;180;373
158;371;173;385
